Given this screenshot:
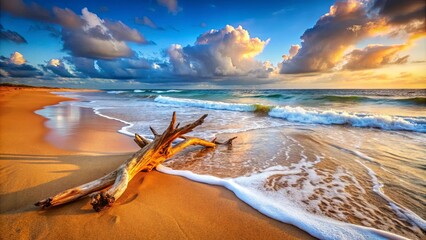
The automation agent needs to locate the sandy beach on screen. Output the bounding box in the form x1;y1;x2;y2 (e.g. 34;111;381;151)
0;86;313;239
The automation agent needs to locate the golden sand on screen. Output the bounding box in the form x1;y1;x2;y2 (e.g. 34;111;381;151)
0;86;313;239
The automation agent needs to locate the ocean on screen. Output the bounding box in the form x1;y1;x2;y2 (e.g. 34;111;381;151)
38;89;426;239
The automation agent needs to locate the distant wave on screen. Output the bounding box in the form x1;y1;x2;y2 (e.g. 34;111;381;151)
134;89;145;93
237;93;289;99
153;90;182;93
315;95;371;102
154;96;426;132
398;97;426;105
106;90;126;94
316;95;426;106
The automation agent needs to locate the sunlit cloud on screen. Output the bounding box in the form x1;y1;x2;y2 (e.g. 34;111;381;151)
0;52;43;77
10;51;26;65
343;44;408;70
279;0;425;74
168;25;273;78
43;58;75;77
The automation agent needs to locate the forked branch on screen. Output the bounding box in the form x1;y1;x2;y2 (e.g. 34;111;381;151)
35;112;236;212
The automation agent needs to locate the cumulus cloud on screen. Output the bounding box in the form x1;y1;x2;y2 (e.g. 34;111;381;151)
10;52;26;65
135;16;165;30
167;25;272;78
1;1;151;60
279;0;425;74
0;52;43;77
157;0;180;14
61;8;151;60
343;44;408;70
281;45;300;61
43;58;75;77
280;0;378;74
0;24;27;43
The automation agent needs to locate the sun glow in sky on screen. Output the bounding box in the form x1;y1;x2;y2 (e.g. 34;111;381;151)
0;0;425;89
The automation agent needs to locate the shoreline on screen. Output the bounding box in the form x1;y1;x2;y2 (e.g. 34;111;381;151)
0;86;314;239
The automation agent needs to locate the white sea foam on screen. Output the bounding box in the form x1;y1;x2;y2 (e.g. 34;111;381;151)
155;95;254;112
48;91;424;238
353;152;426;231
156;164;407;240
134;89;145;93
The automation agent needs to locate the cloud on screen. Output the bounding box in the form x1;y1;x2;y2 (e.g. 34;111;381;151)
343;44;408;70
60;8;150;59
279;0;426;73
63;57;102;78
135;16;165;30
279;0;425;74
0;24;27;43
103;20;149;43
0;0;83;28
370;0;425;27
43;58;75;77
64;56;165;80
281;45;300;61
29;24;61;38
0;52;43;77
279;0;378;74
370;0;426;40
157;0;180;14
1;1;151;60
167;25;272;78
10;51;26;65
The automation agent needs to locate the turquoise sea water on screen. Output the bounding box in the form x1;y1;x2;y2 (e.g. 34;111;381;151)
39;89;426;239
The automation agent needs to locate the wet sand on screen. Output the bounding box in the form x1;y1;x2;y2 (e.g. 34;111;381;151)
0;86;314;239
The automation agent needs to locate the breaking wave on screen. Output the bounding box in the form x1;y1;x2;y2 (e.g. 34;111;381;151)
154;96;426;132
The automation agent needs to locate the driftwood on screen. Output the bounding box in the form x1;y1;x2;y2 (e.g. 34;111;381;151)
35;112;236;212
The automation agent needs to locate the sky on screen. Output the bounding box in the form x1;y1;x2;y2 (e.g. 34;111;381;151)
0;0;425;89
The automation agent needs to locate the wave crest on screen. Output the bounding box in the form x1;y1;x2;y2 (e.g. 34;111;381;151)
154;96;426;132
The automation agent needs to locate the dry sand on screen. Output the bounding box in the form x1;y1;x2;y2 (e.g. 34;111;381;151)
0;86;314;239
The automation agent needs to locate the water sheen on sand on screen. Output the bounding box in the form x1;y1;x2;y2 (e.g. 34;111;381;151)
39;89;426;239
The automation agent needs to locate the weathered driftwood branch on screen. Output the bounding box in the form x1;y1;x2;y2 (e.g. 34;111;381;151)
35;112;236;212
